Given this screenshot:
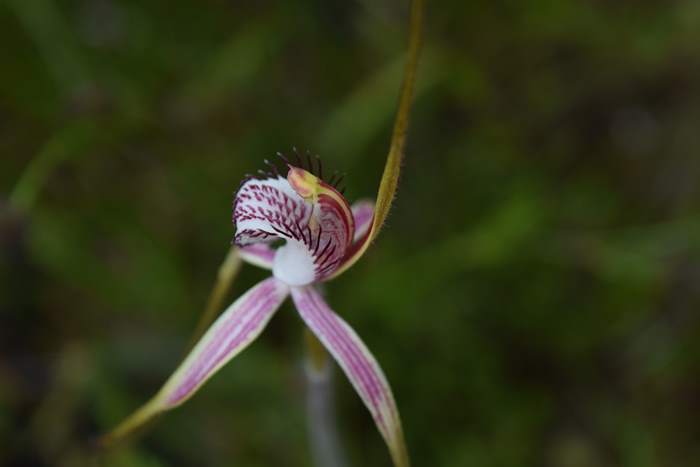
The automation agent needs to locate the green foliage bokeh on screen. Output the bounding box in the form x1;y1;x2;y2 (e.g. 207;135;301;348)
1;1;700;466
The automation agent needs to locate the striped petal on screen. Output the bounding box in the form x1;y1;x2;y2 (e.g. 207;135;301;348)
233;169;354;285
233;176;313;246
351;200;374;243
291;286;409;467
102;277;289;445
239;244;275;269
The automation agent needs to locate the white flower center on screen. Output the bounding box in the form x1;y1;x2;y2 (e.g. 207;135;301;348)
272;239;316;286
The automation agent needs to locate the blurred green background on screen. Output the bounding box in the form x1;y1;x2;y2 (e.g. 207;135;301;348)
2;0;700;466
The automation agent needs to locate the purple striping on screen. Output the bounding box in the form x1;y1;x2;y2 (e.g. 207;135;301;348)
234;176;355;279
235;229;275;245
317;257;342;276
234;182;309;233
296;289;389;431
354;208;372;228
315;244;337;275
240;244;275;263
317;244;336;264
312;227;323;255
167;293;274;404
351;203;373;240
167;294;276;404
186;283;276;382
303;292;388;431
315;239;332;262
305;290;386;408
166;280;280;405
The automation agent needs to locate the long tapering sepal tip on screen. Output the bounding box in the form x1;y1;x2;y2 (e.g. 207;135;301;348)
97;398;163;449
99;278;289;450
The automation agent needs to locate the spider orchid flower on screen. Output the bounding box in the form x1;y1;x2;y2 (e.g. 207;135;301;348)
104;161;408;466
104;2;422;465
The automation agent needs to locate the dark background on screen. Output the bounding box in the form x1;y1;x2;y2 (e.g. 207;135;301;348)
1;1;700;466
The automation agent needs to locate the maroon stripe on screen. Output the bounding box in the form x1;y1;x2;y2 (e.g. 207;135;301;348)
352;204;373;240
168;293;275;403
189;280;274;380
295;288;388;431
305;292;388;431
308;291;385;408
167;279;281;405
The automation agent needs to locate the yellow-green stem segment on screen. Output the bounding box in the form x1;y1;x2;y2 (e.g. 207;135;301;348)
188;246;242;349
328;0;424;280
304;327;330;373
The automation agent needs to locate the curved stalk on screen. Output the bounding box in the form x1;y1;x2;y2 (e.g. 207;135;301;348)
188;246;242;349
328;0;424;279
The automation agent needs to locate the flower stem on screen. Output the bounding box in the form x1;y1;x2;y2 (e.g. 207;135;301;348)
188;246;242;349
303;329;347;467
327;0;424;280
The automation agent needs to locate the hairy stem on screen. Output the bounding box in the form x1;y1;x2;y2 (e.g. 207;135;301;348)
328;0;424;279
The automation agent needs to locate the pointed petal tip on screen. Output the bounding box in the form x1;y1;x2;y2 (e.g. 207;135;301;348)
97;398;163;449
102;278;289;447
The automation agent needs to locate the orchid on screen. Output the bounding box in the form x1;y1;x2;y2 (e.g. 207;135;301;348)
102;1;422;466
105;161;407;464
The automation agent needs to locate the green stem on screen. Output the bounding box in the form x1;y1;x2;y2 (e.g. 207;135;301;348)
187;246;242;349
327;0;424;280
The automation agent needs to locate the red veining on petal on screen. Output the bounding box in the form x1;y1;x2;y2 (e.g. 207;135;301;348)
312;180;354;280
233;166;356;281
293;287;390;432
233;178;312;246
167;279;281;405
351;201;374;242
